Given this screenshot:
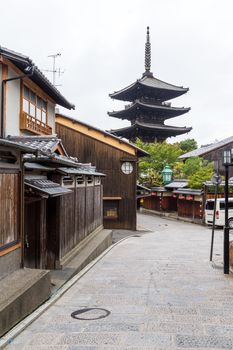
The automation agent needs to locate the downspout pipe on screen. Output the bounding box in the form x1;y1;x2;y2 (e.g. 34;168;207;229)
1;65;35;138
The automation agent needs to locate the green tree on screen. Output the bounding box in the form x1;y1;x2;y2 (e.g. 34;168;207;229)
178;138;198;153
188;161;214;189
182;157;202;177
136;139;183;173
135;139;213;189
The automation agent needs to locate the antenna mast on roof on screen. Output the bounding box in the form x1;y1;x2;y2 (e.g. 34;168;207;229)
44;53;64;87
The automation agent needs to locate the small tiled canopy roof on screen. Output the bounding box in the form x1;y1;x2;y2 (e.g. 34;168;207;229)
0;138;38;153
173;188;203;196
25;178;72;197
8;135;65;154
165;179;188;189
57;167;105;177
0;46;75;110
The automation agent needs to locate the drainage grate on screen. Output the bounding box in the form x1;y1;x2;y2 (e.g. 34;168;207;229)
71;307;111;320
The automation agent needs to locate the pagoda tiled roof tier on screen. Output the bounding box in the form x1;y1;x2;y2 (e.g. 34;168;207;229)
108;100;190;121
109;74;189;103
110;121;192;142
108;27;192;143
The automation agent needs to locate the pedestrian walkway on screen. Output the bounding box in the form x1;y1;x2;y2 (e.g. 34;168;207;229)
4;213;233;349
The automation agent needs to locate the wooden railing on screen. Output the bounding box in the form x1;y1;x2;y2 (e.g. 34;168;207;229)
20;112;52;135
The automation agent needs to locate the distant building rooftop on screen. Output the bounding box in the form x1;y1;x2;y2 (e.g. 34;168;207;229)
180;136;233;159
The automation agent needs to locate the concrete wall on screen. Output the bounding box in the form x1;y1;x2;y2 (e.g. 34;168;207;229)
0;248;21;279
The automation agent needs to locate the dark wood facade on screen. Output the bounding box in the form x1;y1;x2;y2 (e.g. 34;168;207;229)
180;137;233;177
177;199;203;220
24;174;103;270
143;192;177;212
0;142;37;278
55;115;146;230
142;188;203;223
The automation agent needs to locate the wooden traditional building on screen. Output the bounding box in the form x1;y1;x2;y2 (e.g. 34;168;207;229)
0;47;107;335
179;135;233;176
108;27;191;142
142;179;203;223
173;188;203;222
56;113;148;230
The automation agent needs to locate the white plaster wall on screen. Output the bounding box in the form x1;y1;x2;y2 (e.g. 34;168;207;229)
47;101;55;133
5;67;20;137
2;64;56;136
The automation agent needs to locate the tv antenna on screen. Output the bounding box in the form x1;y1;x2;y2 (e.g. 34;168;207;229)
44;53;65;87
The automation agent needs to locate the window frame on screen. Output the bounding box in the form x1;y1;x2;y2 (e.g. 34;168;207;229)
22;83;48;125
121;161;134;175
103;200;120;220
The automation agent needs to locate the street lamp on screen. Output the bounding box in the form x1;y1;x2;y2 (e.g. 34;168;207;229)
162;165;173;185
223;149;233;274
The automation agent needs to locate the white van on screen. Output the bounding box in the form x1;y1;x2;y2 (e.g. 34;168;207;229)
205;198;233;227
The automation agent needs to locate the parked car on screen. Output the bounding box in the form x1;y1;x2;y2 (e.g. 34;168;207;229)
205;198;233;227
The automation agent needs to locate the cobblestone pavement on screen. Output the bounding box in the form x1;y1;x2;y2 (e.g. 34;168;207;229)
5;213;233;349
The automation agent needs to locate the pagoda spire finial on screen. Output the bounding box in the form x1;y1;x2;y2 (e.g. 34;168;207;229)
144;26;151;75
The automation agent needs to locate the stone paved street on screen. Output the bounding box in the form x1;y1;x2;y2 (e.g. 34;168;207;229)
5;213;233;349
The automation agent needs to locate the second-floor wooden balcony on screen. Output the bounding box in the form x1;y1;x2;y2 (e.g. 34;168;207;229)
20;112;52;135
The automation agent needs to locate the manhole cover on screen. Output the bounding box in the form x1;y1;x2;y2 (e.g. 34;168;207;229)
132;235;141;237
71;307;110;320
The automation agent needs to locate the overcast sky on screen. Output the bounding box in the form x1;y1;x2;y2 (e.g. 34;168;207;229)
1;0;233;147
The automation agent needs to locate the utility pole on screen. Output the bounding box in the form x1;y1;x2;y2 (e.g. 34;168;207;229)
44;53;64;86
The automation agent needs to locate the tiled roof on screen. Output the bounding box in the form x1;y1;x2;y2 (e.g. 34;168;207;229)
173;188;203;196
111;121;192;135
24;162;56;171
140;75;188;92
57;167;105;176
108;100;190;120
25;178;72;197
109;75;189;102
8;136;61;154
24;153;79;167
0;138;38;153
0;46;75;110
165;180;188;189
151;187;167;192
179;136;233;159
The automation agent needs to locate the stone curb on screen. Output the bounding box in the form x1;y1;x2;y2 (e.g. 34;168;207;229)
0;234;140;349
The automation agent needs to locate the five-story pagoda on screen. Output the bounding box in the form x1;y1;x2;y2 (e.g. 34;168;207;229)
108;27;192;142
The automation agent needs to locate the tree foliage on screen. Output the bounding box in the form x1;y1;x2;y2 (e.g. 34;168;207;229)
178;138;198;153
135;138;214;189
188;162;214;189
136;139;183;186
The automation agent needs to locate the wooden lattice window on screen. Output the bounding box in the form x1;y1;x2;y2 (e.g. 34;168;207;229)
23;85;47;124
